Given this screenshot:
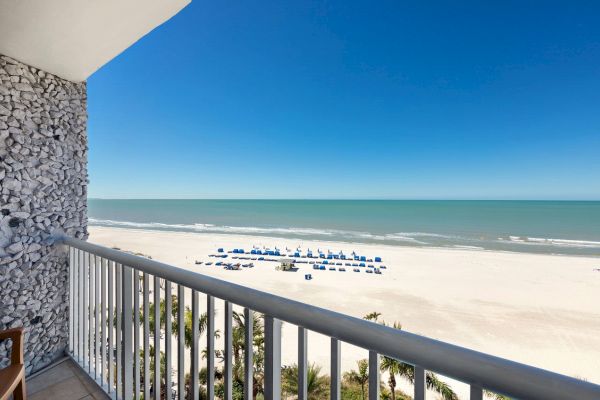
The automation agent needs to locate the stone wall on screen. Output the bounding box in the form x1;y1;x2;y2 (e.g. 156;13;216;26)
0;54;88;374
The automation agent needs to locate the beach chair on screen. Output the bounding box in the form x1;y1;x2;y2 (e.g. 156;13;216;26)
218;248;224;253
353;268;360;272
366;269;373;274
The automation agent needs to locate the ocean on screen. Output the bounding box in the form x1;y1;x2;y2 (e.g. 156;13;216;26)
88;200;600;256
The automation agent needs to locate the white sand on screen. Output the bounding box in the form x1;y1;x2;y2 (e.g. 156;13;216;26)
89;226;600;396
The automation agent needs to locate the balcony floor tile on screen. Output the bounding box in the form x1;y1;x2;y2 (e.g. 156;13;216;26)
26;358;109;400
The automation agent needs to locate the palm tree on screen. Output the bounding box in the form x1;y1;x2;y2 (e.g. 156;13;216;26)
232;310;266;399
139;296;218;349
208;310;267;399
425;372;458;400
379;356;412;400
281;363;329;400
172;304;211;349
139;345;167;398
363;311;382;322
343;359;369;400
364;312;459;400
484;391;511;400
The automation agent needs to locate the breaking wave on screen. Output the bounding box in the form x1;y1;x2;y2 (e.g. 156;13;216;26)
88;218;439;244
503;236;600;249
88;218;600;253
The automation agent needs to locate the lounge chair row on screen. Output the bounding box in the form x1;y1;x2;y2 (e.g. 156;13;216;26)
216;248;383;263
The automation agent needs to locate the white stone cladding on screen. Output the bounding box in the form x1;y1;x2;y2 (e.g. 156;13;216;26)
0;54;88;374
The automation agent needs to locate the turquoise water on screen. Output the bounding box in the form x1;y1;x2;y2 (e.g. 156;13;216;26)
88;200;600;256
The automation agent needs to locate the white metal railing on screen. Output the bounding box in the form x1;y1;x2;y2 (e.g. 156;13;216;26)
61;235;600;400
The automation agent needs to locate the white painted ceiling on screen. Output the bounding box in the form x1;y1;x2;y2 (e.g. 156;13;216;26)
0;0;190;82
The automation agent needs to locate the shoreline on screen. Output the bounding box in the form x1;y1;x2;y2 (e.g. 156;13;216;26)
89;223;600;259
88;226;600;397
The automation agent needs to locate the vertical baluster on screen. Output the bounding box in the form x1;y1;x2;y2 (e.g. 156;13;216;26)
206;295;215;400
330;338;341;400
84;251;90;368
76;249;81;362
79;249;85;364
224;301;233;400
69;247;74;355
470;385;483;400
264;316;281;400
192;291;199;400
122;266;133;400
298;327;307;400
134;270;140;399
143;273;150;399
153;276;161;400
178;286;185;400
108;260;114;394
368;351;380;400
165;281;172;400
414;365;425;400
76;249;80;362
244;308;253;400
74;249;79;360
101;258;107;387
95;255;101;379
116;263;123;397
88;252;94;374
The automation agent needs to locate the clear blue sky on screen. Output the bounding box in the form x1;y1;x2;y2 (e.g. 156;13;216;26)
88;1;600;200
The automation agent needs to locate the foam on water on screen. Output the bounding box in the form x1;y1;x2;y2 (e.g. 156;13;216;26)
88;218;434;243
504;236;600;248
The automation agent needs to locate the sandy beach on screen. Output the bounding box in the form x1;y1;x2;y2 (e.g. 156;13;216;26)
89;226;600;397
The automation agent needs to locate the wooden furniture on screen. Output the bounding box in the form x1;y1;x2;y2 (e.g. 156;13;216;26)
0;327;26;400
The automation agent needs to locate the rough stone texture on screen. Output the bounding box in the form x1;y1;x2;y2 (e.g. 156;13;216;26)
0;54;87;374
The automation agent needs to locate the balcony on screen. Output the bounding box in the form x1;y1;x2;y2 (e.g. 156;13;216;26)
13;235;597;400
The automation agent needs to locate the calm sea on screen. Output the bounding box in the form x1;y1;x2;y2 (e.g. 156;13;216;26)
88;200;600;256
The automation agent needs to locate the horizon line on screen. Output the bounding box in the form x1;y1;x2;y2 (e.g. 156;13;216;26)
87;197;600;201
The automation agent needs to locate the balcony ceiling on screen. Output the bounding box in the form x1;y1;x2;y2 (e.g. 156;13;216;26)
0;0;190;82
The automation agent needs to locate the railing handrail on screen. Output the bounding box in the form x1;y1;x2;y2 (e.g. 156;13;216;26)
58;235;600;400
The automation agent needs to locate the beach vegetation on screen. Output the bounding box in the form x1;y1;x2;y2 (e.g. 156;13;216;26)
133;302;464;400
281;362;330;399
364;312;458;400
